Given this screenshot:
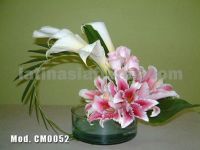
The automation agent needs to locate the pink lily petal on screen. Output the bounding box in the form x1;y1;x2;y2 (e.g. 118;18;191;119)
88;111;102;122
94;76;103;91
108;101;123;110
85;103;92;111
137;82;150;99
108;82;116;97
149;90;179;100
85;103;94;117
128;68;140;79
159;84;174;91
108;51;118;60
116;46;131;58
118;108;134;128
94;76;107;92
143;66;158;89
136;66;146;82
115;69;128;81
124;87;135;103
152;79;163;90
92;96;110;113
103;111;119;120
131;103;149;122
113;90;124;103
131;82;142;90
109;58;123;71
135;99;158;111
116;77;129;91
79;89;101;100
150;106;161;117
124;56;139;71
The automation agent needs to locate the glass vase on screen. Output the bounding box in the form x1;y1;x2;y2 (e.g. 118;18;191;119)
71;105;137;145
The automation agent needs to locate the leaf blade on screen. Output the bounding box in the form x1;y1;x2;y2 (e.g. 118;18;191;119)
82;25;109;56
148;98;200;124
21;75;35;102
28;49;47;54
14;63;42;81
21;57;47;65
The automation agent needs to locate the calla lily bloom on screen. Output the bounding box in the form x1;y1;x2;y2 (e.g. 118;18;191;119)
33;26;73;39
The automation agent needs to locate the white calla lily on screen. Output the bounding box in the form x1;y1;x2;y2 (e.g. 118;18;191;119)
33;26;73;39
46;33;87;56
82;22;115;52
79;40;109;73
33;26;110;73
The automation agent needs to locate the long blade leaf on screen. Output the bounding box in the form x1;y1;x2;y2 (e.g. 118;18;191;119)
34;97;40;123
21;57;47;65
40;109;49;130
21;75;35;102
28;49;47;54
29;87;35;115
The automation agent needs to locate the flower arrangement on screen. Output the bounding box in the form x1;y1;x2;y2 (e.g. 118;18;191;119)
15;22;199;142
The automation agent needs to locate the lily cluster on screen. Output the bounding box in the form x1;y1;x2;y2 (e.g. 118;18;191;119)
79;47;179;128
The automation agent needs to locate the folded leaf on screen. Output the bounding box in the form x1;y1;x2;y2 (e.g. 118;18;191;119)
82;25;109;56
147;98;200;124
83;22;115;52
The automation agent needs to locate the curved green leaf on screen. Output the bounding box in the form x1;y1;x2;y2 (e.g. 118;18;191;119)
148;98;200;124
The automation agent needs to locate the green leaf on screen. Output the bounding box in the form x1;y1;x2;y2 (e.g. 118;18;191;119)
28;49;47;54
34;38;56;48
21;75;35;102
40;109;49;130
14;63;42;81
21;57;47;65
34;97;40;123
28;87;35;115
82;25;109;56
148;98;200;124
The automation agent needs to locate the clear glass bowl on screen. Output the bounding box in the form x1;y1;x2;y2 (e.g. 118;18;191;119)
71;105;137;145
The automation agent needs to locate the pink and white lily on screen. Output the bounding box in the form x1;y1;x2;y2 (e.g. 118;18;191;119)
79;76;160;128
108;46;140;80
138;66;180;100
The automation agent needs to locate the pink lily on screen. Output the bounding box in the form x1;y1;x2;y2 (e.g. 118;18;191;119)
139;66;179;100
108;46;139;73
108;76;159;127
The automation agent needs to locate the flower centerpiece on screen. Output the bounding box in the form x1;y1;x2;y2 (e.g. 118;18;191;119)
15;22;200;145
